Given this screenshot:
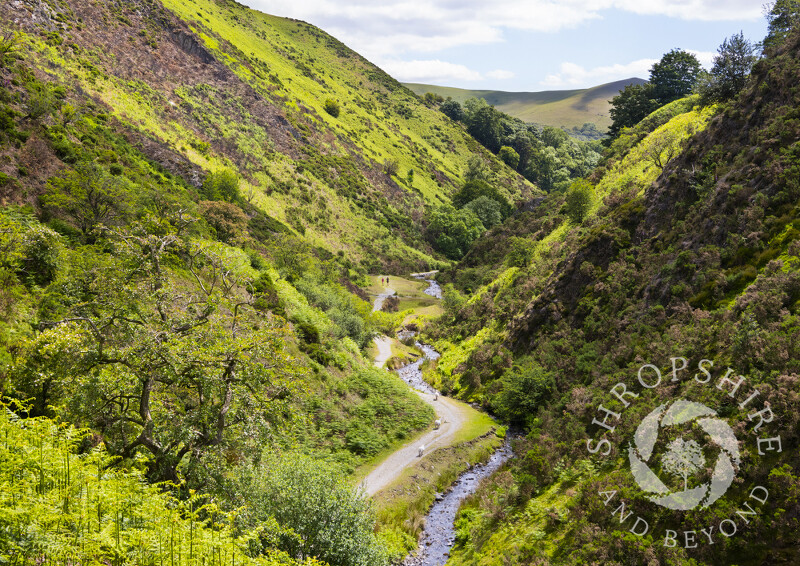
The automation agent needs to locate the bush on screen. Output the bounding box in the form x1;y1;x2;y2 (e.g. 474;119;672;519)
323;98;340;117
234;452;388;566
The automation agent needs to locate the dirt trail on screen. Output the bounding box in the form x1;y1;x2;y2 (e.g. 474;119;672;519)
362;392;471;496
372;286;396;312
364;276;476;496
373;336;393;369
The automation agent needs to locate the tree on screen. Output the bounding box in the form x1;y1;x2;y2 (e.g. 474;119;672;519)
506;236;534;267
41;161;129;241
452;179;512;218
763;0;800;51
498;145;520;169
643;126;683;170
202;169;240;202
422;92;444;106
463;155;490;183
440;99;465;122
464;98;502;152
540;126;569;149
426;204;484;259
236;452;387;566
699;32;758;103
564;179;593;223
494;357;554;426
609;83;659;137
0;32;19;68
649;49;702;105
17;227;301;483
200;200;249;244
465;195;502;229
527;146;570;193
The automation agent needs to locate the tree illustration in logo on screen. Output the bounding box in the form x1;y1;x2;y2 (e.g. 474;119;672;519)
628;399;740;511
662;438;706;492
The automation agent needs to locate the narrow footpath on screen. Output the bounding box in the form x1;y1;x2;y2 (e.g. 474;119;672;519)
364;278;473;496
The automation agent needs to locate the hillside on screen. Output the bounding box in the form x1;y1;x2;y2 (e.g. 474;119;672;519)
0;0;534;272
404;78;646;132
423;29;800;566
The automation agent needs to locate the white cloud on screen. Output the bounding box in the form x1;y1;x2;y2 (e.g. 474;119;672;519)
688;50;716;69
487;69;515;80
378;59;483;82
249;0;763;60
541;58;657;88
541;48;719;89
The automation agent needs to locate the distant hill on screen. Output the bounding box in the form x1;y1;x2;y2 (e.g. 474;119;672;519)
403;78;646;131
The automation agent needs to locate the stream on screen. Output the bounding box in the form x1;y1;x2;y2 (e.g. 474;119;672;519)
404;442;513;566
393;276;512;566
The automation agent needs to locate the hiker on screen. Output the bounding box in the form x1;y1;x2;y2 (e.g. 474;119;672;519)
434;418;441;430
418;445;425;457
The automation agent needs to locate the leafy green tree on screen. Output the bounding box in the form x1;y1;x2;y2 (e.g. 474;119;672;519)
235;452;387;566
422;92;444;106
41;161;129;242
609;83;659;137
540;126;569;149
498;145;520;169
527;146;570;193
506;236;534;267
699;32;758;103
493;357;555;427
464;195;502;229
464;98;502;152
463;155;490;183
764;0;800;51
650;49;702;105
440;99;465;121
202;169;241;202
426;204;484;259
564;179;593;223
452;179;512;217
16;228;301;483
0;31;19;69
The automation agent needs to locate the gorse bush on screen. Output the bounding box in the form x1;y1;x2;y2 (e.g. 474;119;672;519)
0;402;319;566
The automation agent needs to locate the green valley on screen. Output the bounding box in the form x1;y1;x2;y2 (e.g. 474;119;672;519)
1;1;799;566
404;78;646;134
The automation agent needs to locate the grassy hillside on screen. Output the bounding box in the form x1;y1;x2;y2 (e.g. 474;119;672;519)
404;78;646;131
423;29;800;566
0;0;534;272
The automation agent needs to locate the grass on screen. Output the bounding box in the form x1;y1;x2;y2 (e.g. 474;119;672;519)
367;274;443;315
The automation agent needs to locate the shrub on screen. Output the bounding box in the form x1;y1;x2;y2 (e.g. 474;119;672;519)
234;452;388;566
323;98;340;117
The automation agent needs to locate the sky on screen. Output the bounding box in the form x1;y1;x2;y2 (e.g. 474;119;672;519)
241;0;769;92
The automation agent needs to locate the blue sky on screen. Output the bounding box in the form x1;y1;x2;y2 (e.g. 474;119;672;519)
242;1;768;91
